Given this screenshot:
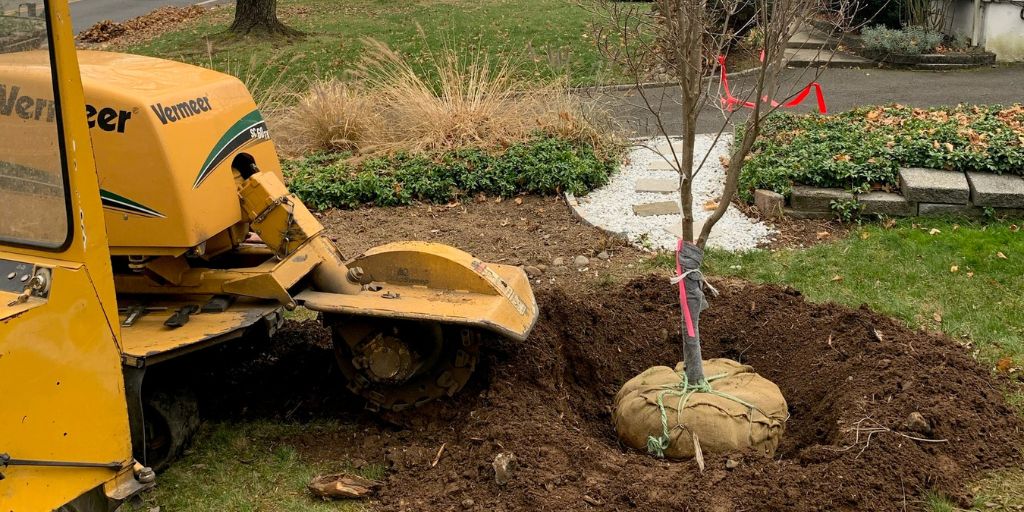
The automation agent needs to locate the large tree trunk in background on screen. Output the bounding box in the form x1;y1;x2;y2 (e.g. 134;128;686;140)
230;0;301;36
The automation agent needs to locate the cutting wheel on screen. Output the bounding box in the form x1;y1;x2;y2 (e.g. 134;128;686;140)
326;316;482;411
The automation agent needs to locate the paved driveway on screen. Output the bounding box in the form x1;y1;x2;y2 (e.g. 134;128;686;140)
585;64;1024;136
70;0;226;33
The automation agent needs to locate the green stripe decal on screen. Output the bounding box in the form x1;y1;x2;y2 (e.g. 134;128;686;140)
194;109;268;189
100;189;165;218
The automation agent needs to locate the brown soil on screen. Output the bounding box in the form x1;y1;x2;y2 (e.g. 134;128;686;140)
319;195;653;294
199;275;1024;511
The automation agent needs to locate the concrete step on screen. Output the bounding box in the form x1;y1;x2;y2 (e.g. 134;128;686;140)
786;31;837;51
784;48;871;69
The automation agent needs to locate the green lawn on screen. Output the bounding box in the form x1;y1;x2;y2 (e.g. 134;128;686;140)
704;218;1024;363
125;0;626;90
124;421;382;512
699;217;1024;511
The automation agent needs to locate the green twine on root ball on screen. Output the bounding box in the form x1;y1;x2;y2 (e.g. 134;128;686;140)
645;370;767;458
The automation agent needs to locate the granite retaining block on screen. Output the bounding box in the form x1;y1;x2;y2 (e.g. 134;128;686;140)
899;167;970;204
918;203;985;218
857;191;915;216
790;186;854;212
754;189;785;219
966;172;1024;208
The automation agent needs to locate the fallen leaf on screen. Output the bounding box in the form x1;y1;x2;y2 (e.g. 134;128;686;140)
950;265;959;273
933;312;942;323
996;251;1007;259
967;271;975;277
309;473;381;499
860;231;870;240
929;228;941;235
996;357;1014;373
1010;224;1020;232
494;196;503;203
831;274;844;282
944;142;954;152
882;218;897;229
703;200;719;211
816;231;831;240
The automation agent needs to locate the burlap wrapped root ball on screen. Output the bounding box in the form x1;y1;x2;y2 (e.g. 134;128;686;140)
613;358;789;459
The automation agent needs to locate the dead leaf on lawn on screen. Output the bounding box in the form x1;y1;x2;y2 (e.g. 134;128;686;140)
1010;224;1020;232
816;231;831;240
929;228;941;235
860;231;870;240
950;265;959;273
996;357;1014;373
967;271;975;278
309;473;382;500
831;274;844;282
996;251;1007;259
882;218;897;229
933;312;942;323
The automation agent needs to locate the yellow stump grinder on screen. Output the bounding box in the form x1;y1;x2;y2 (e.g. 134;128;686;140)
0;1;538;509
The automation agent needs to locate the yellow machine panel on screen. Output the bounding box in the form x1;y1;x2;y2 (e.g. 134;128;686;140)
0;50;284;256
0;263;135;510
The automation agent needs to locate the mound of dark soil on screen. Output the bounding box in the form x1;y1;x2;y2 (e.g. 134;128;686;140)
202;276;1024;511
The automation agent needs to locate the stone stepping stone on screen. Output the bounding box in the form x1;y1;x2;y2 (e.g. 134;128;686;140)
654;141;683;154
662;218;705;238
635;178;678;193
632;201;680;217
648;158;680;171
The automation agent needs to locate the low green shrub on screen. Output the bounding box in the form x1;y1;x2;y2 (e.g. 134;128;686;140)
285;136;619;209
739;104;1024;200
861;25;943;55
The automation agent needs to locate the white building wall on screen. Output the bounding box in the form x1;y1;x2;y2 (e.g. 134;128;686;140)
947;0;1024;61
982;3;1024;61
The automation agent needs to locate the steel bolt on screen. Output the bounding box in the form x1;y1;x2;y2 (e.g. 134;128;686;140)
347;267;365;283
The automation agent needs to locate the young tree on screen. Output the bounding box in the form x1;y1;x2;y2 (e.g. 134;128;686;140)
590;0;855;384
229;0;302;37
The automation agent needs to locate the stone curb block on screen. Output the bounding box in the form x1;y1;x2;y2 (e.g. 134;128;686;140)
790;186;854;212
899;167;970;204
966;172;1024;209
857;191;916;217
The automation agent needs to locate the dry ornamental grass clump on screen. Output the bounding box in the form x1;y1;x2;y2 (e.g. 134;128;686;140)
273;39;613;157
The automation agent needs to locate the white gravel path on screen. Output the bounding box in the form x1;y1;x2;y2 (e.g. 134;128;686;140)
573;134;773;251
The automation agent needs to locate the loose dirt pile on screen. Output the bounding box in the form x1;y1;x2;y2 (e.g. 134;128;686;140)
199;276;1023;511
76;5;206;46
